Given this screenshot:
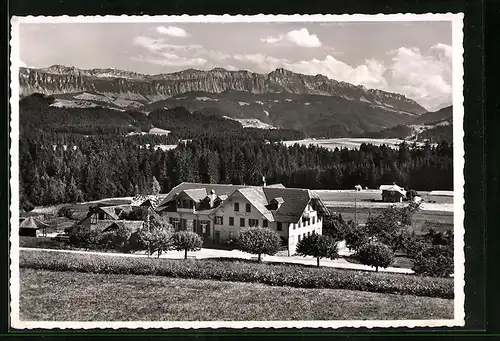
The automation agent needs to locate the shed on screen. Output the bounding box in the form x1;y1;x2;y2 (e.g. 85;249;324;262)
379;184;407;203
19;217;50;237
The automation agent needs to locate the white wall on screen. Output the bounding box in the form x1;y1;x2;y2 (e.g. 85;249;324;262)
287;204;323;255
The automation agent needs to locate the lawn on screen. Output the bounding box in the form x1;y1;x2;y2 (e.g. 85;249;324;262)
20;268;453;321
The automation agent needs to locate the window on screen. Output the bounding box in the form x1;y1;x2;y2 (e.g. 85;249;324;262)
307;231;311;237
246;203;251;213
277;222;283;231
307;219;310;226
262;219;268;227
292;223;295;230
229;231;234;239
189;200;194;209
215;216;223;225
201;221;208;233
183;200;188;208
240;218;245;227
229;217;234;226
298;220;301;227
249;219;259;227
98;212;105;220
298;235;301;242
172;217;180;230
312;216;316;224
234;202;240;211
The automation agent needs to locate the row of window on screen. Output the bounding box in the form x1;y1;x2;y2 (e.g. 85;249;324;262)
234;202;252;213
293;230;316;244
215;216;283;230
293;216;318;229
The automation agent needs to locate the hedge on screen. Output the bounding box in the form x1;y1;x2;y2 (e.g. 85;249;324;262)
19;250;453;299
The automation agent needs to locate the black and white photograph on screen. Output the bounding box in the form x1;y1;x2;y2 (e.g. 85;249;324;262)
9;14;464;329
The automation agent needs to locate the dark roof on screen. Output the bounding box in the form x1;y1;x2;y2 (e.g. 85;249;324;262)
19;217;49;229
157;182;327;224
102;220;144;233
158;182;256;207
262;187;311;223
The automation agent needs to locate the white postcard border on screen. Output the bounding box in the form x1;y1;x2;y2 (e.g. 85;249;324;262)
9;13;465;330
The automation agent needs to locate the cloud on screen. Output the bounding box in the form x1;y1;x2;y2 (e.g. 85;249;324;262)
133;36;201;52
233;53;290;71
231;43;452;110
260;28;322;48
156;26;189;37
133;53;207;67
286;28;322;48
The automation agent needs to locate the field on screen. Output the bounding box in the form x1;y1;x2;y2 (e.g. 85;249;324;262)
20;268;453;321
282;138;426;150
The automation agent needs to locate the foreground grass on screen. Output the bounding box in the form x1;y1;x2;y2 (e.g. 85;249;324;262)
20;269;453;321
20;250;453;298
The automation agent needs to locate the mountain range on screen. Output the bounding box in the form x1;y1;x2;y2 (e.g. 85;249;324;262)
19;65;441;138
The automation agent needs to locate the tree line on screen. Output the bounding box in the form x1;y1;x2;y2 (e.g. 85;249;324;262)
19;127;453;210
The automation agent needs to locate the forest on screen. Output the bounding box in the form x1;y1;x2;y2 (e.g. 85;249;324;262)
19;129;453;210
18;93;453;210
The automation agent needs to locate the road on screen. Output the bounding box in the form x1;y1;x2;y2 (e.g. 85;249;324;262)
20;244;413;274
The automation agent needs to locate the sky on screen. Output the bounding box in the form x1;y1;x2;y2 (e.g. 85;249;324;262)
18;21;453;111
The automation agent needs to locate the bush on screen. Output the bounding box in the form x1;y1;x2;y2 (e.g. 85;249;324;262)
235;227;281;262
140;228;173;258
98;225;132;252
322;214;348;241
296;233;339;267
19;250;454;299
344;222;370;252
356;242;394;272
412;245;454;277
171;231;203;259
68;227;101;250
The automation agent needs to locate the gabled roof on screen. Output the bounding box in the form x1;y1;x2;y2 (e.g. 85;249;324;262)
157;182;327;224
102;220;144;233
379;184;406;196
157;182;254;208
179;188;208;202
99;206;120;220
231;187;275;222
19;217;49;229
262;187;312;223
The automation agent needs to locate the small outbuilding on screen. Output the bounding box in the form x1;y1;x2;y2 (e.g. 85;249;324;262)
379;184;407;203
19;217;50;237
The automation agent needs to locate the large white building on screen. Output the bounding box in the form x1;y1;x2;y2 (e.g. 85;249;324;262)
156;182;331;255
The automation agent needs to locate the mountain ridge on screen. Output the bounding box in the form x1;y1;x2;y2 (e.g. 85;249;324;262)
19;64;427;115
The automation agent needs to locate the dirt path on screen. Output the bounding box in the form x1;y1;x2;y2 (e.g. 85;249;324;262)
20;246;413;274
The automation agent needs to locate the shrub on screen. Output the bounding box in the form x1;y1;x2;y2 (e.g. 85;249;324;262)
19;250;454;299
171;231;203;259
296;233;339;267
140;228;173;258
356;242;394;272
344;222;370;252
412;245;454;277
235;227;281;262
68;227;101;250
322;213;348;241
98;225;132;252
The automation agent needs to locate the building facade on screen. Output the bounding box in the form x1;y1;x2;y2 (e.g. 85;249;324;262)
156;182;330;255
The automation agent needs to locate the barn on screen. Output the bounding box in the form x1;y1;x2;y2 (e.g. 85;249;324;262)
379;184;407;203
19;217;49;237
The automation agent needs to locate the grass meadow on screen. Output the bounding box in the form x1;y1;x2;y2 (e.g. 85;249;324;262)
20;268;454;321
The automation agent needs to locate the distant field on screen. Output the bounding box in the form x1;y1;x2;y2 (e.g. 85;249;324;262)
20;269;453;321
315;189;454;204
282;138;423;150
